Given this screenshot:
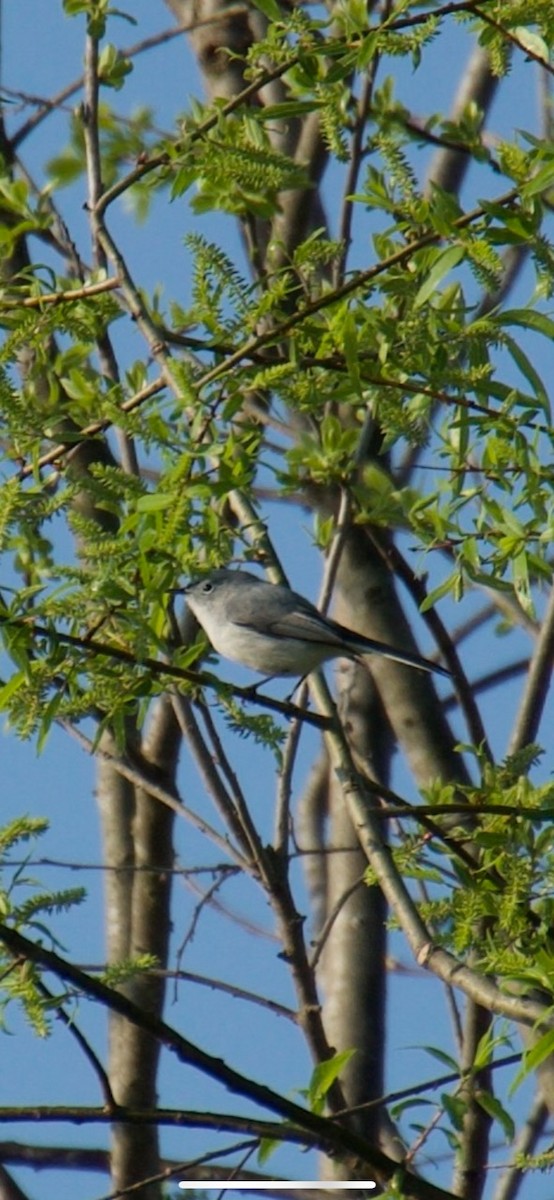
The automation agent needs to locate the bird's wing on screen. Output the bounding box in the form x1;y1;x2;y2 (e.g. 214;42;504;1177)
229;592;343;645
270;609;348;645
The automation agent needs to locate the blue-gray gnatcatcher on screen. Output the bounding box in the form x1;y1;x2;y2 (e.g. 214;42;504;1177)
184;569;450;681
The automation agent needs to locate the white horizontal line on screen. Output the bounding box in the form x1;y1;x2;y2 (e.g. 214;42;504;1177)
178;1184;377;1191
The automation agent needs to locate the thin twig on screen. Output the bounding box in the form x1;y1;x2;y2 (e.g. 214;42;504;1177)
59;719;250;869
274;700;308;857
36;979;116;1111
508;581;554;756
16;376;164;479
334;68;379;286
492;1094;549;1200
309;875;366;970
170;691;260;865
10;14;248;149
194;694;267;867
157;967;295;1021
0;278;120;309
366;530;492;759
473;5;554;77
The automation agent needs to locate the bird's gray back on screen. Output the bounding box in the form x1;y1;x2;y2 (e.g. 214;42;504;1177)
221;573;307;625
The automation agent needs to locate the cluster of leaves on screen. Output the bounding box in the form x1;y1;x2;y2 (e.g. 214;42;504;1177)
0;0;550;765
0;818;85;1035
393;751;554;995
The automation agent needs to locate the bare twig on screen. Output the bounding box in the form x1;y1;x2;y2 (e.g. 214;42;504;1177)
37;979;116;1111
365;530;492;759
170;690;267;866
194;694;268;865
334;69;378;285
473;5;554;76
0;278;120;309
508;582;554;756
10;14;248;149
59;719;251;868
492;1094;549;1200
309;874;366;970
158;967;295;1021
274;701;308;856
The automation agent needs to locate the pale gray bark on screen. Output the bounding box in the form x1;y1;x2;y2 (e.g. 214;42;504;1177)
98;705;178;1199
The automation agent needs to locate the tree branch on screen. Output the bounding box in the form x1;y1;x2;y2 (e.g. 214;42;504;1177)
0;922;461;1199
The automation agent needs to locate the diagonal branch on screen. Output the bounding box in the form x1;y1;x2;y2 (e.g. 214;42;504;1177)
508;581;554;756
0;921;460;1200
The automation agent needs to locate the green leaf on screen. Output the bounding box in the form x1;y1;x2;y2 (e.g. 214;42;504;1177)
0;671;26;710
496;308;554;341
63;0;92;13
510;1026;554;1095
251;0;283;20
513;549;533;618
135;493;175;512
97;44;133;91
36;689;65;755
476;1090;515;1142
257;1135;280;1165
501;333;550;416
357;32;379;69
258;101;322;121
414;245;465;308
473;1026;512;1071
522;161;554;199
423;1045;461;1072
420;570;462;611
308;1048;355;1111
442;1091;467;1130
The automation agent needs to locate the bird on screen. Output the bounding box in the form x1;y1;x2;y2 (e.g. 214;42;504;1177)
183;568;450;682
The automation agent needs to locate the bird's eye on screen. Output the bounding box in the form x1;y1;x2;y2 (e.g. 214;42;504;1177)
201;581;213;594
